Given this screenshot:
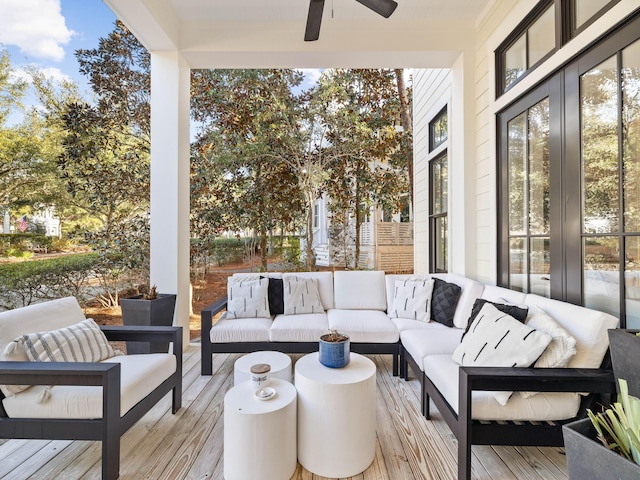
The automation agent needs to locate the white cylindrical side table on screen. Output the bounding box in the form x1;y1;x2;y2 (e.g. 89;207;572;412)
223;378;297;480
234;351;292;385
295;352;376;478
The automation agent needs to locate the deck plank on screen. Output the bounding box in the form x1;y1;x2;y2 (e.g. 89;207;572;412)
0;346;570;480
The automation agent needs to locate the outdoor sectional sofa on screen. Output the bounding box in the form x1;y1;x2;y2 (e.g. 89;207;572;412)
0;297;183;480
201;269;619;480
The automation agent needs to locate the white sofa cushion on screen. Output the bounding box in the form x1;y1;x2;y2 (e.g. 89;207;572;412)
327;309;399;343
226;277;270;319
0;297;90;398
3;353;176;419
283;271;334;310
481;285;527;305
423;354;581;421
443;273;485;329
283;275;324;315
526;306;577;369
209;313;272;343
400;326;464;371
269;313;330;342
389;279;435;322
523;294;618;369
333;270;387;310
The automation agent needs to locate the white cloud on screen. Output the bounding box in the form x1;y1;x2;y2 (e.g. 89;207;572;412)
298;68;323;85
10;65;71;84
0;0;74;61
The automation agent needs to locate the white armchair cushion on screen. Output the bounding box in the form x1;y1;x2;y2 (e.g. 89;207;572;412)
3;353;176;418
283;275;324;315
226;277;270;319
389;279;435;322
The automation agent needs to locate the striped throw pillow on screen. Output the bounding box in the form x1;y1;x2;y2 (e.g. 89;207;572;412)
9;318;116;363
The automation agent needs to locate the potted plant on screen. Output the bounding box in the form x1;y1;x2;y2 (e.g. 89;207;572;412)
608;329;640;397
563;378;640;479
120;285;177;354
319;329;350;368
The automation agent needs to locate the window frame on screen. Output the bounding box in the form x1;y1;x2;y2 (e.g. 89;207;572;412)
429;150;448;273
429;106;448;152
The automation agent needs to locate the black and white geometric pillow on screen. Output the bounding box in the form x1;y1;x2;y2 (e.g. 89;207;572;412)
227;277;270;319
283;276;324;315
430;278;461;327
452;302;552;405
389;279;435;322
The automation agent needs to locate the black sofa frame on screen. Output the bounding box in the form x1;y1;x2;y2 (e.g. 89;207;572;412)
402;344;616;480
201;297;401;376
0;325;183;480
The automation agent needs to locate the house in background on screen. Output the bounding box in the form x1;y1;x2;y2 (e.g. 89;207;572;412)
104;0;640;347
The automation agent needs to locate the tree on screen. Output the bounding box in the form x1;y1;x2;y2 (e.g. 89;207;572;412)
191;69;306;270
318;69;409;268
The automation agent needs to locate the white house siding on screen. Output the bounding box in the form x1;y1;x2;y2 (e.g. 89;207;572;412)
412;68;451;274
414;0;639;285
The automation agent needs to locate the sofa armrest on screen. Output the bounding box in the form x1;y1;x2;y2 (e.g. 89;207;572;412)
200;295;228;334
459;366;616;394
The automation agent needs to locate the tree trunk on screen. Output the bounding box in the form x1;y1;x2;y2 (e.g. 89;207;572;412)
259;229;268;271
394;69;414;207
305;192;316;271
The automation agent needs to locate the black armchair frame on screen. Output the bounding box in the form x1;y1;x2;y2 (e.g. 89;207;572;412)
402;344;616;480
201;297;401;376
0;325;183;480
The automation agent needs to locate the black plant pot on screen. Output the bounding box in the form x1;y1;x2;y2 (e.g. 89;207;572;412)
608;329;640;397
120;293;177;354
563;417;640;479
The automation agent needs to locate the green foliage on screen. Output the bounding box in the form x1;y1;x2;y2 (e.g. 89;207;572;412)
588;379;640;465
209;238;252;266
0;253;100;309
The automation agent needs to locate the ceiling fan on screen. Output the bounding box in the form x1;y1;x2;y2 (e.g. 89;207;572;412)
304;0;398;41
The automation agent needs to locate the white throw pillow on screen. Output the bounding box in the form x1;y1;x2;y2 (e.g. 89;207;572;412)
283;276;324;315
520;306;578;399
452;303;552;406
389;279;435;322
226;277;270;319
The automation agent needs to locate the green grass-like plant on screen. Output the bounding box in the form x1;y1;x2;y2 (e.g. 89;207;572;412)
588;378;640;465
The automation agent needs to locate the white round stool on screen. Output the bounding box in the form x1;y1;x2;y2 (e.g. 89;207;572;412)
234;351;292;385
224;378;297;480
295;352;377;478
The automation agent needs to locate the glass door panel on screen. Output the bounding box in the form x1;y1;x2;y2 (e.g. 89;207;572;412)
583;237;620;317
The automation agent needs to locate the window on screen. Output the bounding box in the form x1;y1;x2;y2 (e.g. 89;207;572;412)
429;107;448;151
498;12;640;328
497;0;621;96
430;152;448;273
497;0;557;94
313;203;319;229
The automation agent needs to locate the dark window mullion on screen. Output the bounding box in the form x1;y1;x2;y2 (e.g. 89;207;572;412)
617;50;626;326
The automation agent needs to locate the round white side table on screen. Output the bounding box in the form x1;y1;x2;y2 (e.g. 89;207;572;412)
295;352;376;478
233;351;292;385
223;378;297;480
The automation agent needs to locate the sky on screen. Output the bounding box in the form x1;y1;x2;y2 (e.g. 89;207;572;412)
0;0;117;94
0;0;322;110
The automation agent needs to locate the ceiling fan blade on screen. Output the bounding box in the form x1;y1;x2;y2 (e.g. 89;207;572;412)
304;0;325;41
355;0;398;18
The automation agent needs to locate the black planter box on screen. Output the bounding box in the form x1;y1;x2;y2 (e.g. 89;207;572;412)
563;417;640;480
608;329;640;397
120;293;177;354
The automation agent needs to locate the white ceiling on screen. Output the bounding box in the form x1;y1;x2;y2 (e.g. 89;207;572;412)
103;0;496;68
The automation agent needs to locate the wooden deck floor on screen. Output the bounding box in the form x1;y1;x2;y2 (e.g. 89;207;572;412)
0;345;569;479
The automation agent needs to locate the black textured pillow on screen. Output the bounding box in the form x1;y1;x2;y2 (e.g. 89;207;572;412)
267;278;284;315
430;278;461;327
461;298;529;339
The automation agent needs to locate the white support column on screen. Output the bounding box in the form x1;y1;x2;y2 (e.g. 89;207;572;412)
150;51;191;349
450;51;477;278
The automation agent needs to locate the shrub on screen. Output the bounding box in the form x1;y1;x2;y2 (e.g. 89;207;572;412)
209;238;251;266
0;253;100;309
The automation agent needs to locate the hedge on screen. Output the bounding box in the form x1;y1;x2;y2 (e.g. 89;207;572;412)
0;253;100;309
